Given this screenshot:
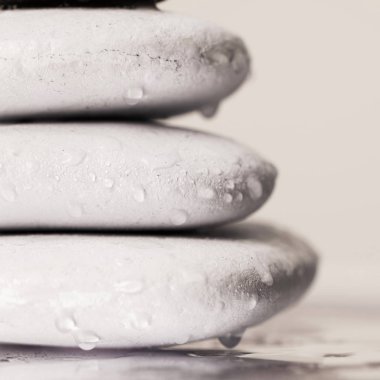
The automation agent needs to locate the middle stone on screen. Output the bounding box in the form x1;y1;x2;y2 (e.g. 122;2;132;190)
0;122;277;229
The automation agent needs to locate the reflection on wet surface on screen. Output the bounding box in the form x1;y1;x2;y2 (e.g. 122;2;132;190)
1;304;379;379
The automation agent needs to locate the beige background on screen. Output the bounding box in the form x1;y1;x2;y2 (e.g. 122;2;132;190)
161;0;380;307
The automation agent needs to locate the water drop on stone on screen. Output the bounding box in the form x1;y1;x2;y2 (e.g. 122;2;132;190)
198;187;216;200
126;312;152;331
247;295;258;310
218;329;245;349
126;87;144;105
175;335;190;345
236;192;244;202
55;314;77;333
247;177;263;200
104;178;114;189
223;193;233;204
170;210;189;226
89;172;97;182
62;149;86;166
74;330;100;351
141;152;180;170
0;183;17;202
133;186;146;203
225;180;235;190
200;103;219;119
204;44;232;65
114;280;144;294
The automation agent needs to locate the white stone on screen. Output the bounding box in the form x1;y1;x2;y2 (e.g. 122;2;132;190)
0;222;317;348
0;122;277;229
0;9;250;120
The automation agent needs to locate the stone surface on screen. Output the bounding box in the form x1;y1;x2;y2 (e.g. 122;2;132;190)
0;222;317;348
0;9;249;120
0;122;276;229
0;305;379;379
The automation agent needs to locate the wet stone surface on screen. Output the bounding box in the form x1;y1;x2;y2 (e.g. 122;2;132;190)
0;304;379;379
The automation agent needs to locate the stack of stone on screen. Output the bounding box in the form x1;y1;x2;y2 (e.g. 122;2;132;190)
0;0;318;350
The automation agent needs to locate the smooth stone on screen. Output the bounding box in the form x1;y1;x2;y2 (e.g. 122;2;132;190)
0;9;249;120
0;222;318;348
0;122;276;230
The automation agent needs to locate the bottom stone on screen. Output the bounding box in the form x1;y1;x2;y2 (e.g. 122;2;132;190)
0;222;317;349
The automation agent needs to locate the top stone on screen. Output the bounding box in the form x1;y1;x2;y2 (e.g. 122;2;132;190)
0;0;162;8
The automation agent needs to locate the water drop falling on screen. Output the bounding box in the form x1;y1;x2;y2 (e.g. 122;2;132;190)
126;87;144;105
55;314;77;334
218;329;246;349
200;103;219;119
74;330;100;351
247;177;263;200
170;209;189;226
0;183;17;202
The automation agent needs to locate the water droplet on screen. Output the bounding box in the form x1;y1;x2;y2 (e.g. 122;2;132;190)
198;187;216;200
247;177;263;200
62;149;86;166
67;201;84;218
141;152;181;170
170;210;189;226
89;172;97;182
223;193;233;203
247;295;258;310
175;335;190;345
218;329;245;349
104;178;114;189
55;314;77;333
236;192;244;202
114;280;144;294
0;183;17;202
204;44;233;65
255;256;274;286
74;330;100;351
55;175;61;182
126;87;144;105
133;186;146;203
225;180;235;190
200;103;219;119
125;312;152;331
105;161;111;167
